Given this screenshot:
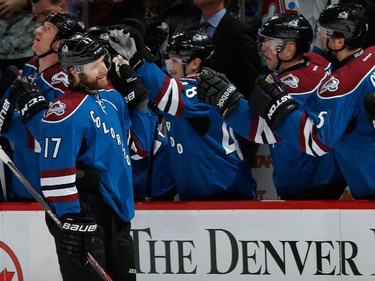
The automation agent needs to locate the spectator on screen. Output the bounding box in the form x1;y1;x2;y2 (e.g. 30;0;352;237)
108;27;258;200
246;3;375;199
70;0;146;28
0;0;36;74
190;0;261;97
2;13;85;200
197;13;347;199
31;0;68;24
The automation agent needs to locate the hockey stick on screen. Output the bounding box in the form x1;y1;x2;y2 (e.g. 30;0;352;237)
0;146;112;281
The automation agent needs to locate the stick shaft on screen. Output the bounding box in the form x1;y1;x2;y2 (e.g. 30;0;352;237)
0;147;112;281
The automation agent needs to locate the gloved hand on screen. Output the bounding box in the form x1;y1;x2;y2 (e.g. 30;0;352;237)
108;63;149;111
364;92;375;128
0;99;14;133
197;67;243;119
248;73;298;130
76;162;101;191
144;21;169;55
108;24;154;70
60;213;97;266
9;77;48;122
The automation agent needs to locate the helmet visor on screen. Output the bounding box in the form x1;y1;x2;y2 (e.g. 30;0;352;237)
165;57;184;73
315;22;334;40
257;33;284;59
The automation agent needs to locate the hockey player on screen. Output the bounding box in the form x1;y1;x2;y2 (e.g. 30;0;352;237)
87;25;176;201
108;28;257;200
1;13;85;200
12;34;148;280
201;3;375;199
197;13;347;199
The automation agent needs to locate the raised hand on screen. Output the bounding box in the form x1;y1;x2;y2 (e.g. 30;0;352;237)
197;67;243;119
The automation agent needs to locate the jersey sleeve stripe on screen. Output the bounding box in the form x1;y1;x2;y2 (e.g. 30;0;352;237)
44;192;79;203
43;187;77;197
300;112;331;156
249;115;277;144
41;174;75;186
27;130;41;153
40;167;76;177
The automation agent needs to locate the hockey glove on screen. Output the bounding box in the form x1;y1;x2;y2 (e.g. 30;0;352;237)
9;77;48;122
364;92;375;129
76;162;101;192
108;63;149;111
144;21;169;55
248;73;298;130
60;213;97;266
108;25;154;70
0;99;14;133
197;67;243;119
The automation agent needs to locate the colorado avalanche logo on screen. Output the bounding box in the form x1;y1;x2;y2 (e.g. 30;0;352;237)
320;77;340;95
45;100;66;117
338;11;348;19
51;72;69;88
288;19;298;28
280;73;299;88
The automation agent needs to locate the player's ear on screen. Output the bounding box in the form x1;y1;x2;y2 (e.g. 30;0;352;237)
190;58;201;73
283;42;297;60
52;40;62;52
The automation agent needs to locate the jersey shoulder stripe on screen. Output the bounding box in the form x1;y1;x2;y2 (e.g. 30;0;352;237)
43;91;87;123
41;64;69;92
319;48;375;98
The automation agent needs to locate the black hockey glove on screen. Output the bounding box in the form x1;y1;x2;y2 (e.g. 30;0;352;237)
0;65;18;98
60;213;97;266
9;77;48;122
108;25;154;70
364;92;375;128
0;99;14;133
197;67;243;119
76;162;101;192
108;63;149;111
248;73;298;130
144;21;169;55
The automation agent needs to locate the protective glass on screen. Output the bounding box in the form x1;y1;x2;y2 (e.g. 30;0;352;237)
165;56;184;72
257;34;284;57
315;22;334;40
77;54;111;76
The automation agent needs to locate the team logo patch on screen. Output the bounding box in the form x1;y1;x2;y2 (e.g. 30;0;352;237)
288;20;298;28
51;72;69;88
45;100;66;117
61;44;69;53
338;11;348;19
320;77;340;96
280;73;299;88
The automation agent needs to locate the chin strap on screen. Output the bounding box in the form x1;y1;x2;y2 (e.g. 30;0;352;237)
38;49;55;59
38;40;58;59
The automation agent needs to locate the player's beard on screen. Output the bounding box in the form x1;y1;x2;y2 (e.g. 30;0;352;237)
79;73;108;91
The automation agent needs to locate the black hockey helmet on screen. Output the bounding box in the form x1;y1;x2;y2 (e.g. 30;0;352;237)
58;33;111;73
259;13;313;55
87;26;110;47
86;25;121;57
45;13;86;41
166;31;214;65
318;3;368;48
